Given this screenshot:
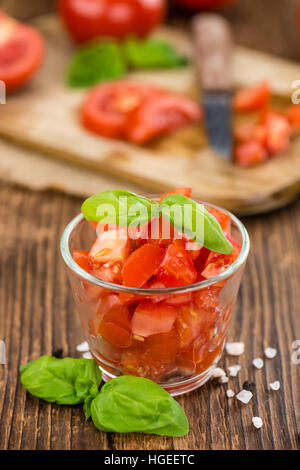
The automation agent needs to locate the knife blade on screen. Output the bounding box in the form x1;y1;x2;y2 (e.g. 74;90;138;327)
192;14;233;160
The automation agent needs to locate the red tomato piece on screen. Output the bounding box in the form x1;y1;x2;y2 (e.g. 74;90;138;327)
159;239;197;287
89;228;130;266
132;300;178;337
121;243;165;288
235;140;268;167
207;206;231;233
165;292;193;306
58;0;166;43
201;235;241;279
73;250;93;272
126;94;202;144
98;303;132;348
93;262;122;284
159;187;192;203
286;105;300;130
0;12;44;92
144;330;179;363
82;82;161;139
262;111;292;156
234;81;271;113
175;304;208;351
142;216;175;247
193;285;221;312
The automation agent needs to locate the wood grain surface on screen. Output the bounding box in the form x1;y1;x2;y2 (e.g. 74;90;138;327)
0;183;299;450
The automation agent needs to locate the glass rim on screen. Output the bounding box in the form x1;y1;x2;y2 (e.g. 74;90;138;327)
60;201;250;295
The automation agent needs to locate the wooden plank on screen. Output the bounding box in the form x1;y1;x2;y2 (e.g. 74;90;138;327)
0;184;299;450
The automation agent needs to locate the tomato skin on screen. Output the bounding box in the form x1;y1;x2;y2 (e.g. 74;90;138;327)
234;81;271;113
207;206;231;233
121;243;165;288
0;12;44;92
126;94;202;144
201;234;241;279
58;0;166;43
159;187;192;202
159;239;197;287
73;250;93;272
132;300;178;337
89;228;130;266
235;140;268;167
176;0;234;10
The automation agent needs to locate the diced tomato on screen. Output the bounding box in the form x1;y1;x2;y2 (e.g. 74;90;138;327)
159;239;197;287
262;111;291;156
234;81;271;113
159;187;192;203
235;140;268;167
126;94;202;144
207;206;231;233
165;292;193;306
89;228;130;267
194;286;221;311
98;303;132;348
73;250;92;272
121;243;165;288
286;105;300;130
175;304;207;351
139;216;175;247
235;121;267;145
193;247;210;273
132;300;178;337
201;235;241;279
145;280;170;304
185;241;202;260
144;330;179;363
93;262;122;284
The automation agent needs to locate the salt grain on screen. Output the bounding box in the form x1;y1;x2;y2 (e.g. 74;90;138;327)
0;340;5;365
82;351;93;359
219;376;229;384
252;358;264;369
226;389;235;398
264;347;277;359
225;342;245;356
211;368;226;378
228;365;241;377
236;390;253;404
252;417;263;429
76;341;89;352
270;381;280;391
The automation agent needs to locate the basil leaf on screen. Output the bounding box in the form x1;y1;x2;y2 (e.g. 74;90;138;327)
20;356;102;406
90;375;189;436
81;190;159;227
124;36;188;69
67;41;127;88
160;194;233;255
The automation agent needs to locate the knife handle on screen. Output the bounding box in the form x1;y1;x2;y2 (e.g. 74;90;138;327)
192;14;233;92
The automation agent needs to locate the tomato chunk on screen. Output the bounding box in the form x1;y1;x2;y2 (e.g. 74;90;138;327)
263;111;291;156
73;250;92;272
207;207;231;233
235;140;268;167
144;330;179;363
201;235;241;279
286;105;300;130
159;187;192;203
234;81;271;112
121;243;165;288
98;303;132;348
89;228;130;266
132;301;178;337
159;239;197;287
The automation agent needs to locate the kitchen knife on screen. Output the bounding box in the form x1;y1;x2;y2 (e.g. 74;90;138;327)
192;14;233;160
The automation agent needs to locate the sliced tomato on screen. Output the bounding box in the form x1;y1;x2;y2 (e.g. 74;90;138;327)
286;105;300;130
159;239;197;287
262;111;291;156
201;234;241;279
121;243;165;288
131;300;178;337
144;330;179;363
234;81;271;113
73;250;93;272
89;228;130;266
159;187;192;203
235;139;268;167
207;206;231;233
126;94;202;144
82;82;161;139
0;12;44;92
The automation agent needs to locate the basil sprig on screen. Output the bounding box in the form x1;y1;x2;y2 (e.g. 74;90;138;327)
20;356;102;418
91;375;189;436
81;190;232;255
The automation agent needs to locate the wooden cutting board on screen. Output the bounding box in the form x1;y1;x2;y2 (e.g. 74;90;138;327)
1;14;300;214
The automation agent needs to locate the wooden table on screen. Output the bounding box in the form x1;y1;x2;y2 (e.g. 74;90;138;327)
0;182;299;450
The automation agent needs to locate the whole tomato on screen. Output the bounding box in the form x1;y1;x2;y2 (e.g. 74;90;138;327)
58;0;166;43
175;0;235;10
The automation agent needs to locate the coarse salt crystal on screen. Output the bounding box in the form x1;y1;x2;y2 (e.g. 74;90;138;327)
228;365;241;377
252;417;263;429
226;389;235;398
210;368;226;378
270;381;280;391
82;351;93;359
264;347;277;359
225;342;245;356
252;358;264;369
236;390;253;404
219;376;229;384
76;341;89;352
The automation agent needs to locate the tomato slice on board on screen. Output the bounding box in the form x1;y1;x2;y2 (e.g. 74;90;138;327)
286;105;300;130
159;187;192;203
82;82;161;139
159;239;197;287
126;94;202;144
235;140;268;167
234;81;271;113
262;111;291;156
121;243;165;288
0;12;44;92
131;300;178;337
89;228;131;266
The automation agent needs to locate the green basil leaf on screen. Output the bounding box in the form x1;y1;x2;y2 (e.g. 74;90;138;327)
124;36;188;69
67;41;127;88
90;375;189;436
160;193;233;255
19;356;102;406
81;190;159;227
